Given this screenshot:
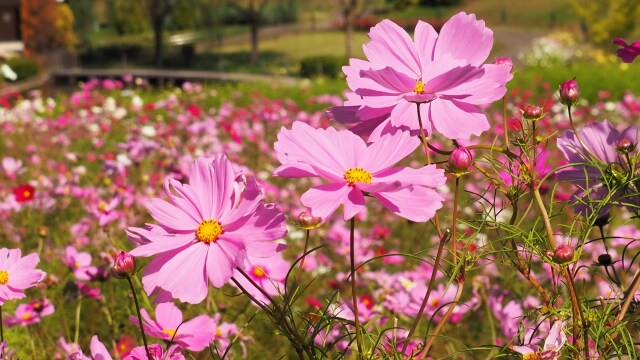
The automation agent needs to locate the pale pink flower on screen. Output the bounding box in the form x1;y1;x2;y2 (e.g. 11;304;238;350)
274;121;446;221
129;154;287;304
0;248;46;305
232;253;290;304
330;12;512;141
63;246;99;281
131;302;217;352
513;320;566;360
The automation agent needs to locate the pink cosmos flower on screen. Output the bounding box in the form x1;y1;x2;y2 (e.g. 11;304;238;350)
0;248;46;305
557;120;639;215
130;302;217;352
128;154;287;304
63;246;99;281
614;38;640;63
124;344;184;360
232;253;290;304
274;121;446;221
330;12;512;141
3;297;55;327
513;320;566;360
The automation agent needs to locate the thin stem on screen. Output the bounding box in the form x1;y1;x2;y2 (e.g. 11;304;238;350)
294;230;311;285
533;188;556;250
415;103;431;165
502;95;509;147
0;305;3;358
349;217;363;358
401;229;451;354
452;178;460;266
420;280;464;358
127;277;152;360
613;267;640;327
563;268;586;356
74;298;82;344
237;267;276;305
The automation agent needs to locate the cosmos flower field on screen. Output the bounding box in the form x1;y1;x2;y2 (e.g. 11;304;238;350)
0;12;639;360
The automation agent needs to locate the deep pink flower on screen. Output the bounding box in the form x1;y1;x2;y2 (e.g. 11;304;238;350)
128;154;287;304
614;38;640;63
274;121;446;221
131;302;217;352
0;248;46;305
3;298;54;327
330;12;512;141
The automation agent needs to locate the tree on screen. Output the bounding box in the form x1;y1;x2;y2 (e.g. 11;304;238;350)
227;0;269;64
570;0;640;45
149;0;178;67
21;0;76;58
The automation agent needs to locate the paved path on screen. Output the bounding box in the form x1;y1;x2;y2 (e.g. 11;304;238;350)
492;26;548;66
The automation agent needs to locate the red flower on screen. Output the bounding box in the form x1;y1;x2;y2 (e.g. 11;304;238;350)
13;185;35;203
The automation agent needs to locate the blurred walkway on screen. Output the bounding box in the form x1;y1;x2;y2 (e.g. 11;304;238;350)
493;27;548;66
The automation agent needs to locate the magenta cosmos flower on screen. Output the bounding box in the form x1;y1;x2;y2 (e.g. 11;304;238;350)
614;38;640;63
557;120;639;216
131;302;217;352
0;248;46;305
330;12;512;141
513;320;566;360
128;155;287;304
274;121;446;221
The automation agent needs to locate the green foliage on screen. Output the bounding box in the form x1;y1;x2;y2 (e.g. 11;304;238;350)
106;0;148;35
570;0;640;45
299;56;347;78
5;57;40;81
67;0;95;47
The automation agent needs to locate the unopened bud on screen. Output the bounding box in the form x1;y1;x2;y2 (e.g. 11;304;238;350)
112;251;136;278
552;244;574;264
296;210;323;230
448;147;473;174
616;138;635;154
559;78;579;106
523;105;543;121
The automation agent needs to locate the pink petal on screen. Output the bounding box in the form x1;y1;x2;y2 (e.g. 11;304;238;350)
414;20;438;64
150;242;210;304
129;232;195;257
434;12;493;65
363;19;421;77
358;67;415;94
373;164;446;189
343;187;366;220
155;302;183;330
301;183;351;220
175;315;217;351
90;335;113;360
206;239;245;288
440;64;511;104
363;130;419;172
374;186;444;222
146;198;198;231
428;99;489;140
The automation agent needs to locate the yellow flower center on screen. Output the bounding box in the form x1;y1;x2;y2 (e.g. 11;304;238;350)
98;201;108;213
253;266;267;278
163;329;177;338
344;168;372;186
23;190;31;198
196;219;223;243
523;353;541;360
215;328;222;337
21;313;32;320
429;297;439;307
0;270;8;285
414;80;425;94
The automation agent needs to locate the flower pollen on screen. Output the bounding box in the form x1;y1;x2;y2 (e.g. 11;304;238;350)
0;270;8;285
344;168;372;186
252;266;267;278
522;354;541;360
414;80;425;94
163;329;177;338
196;219;223;243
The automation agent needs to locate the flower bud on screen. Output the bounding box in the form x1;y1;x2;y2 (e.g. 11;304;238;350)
559;78;579;106
493;57;513;71
616;138;635;154
296;210;323;230
112;251;136;278
597;253;612;266
552;244;574;264
522;105;543;121
448;146;473;174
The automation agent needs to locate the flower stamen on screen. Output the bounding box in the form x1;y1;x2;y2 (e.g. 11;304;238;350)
414;80;425;94
0;270;8;285
344;168;373;186
196;219;223;243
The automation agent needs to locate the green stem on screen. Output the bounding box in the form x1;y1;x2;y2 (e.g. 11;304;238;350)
502;95;509;147
452;177;460;266
400;229;451;354
74;298;82;344
127;277;152;360
349;217;364;358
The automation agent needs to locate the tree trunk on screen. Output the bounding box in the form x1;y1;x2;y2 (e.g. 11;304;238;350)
343;0;356;59
250;19;259;64
153;19;164;67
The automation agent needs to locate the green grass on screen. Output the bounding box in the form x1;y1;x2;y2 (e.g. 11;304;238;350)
513;61;640;102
